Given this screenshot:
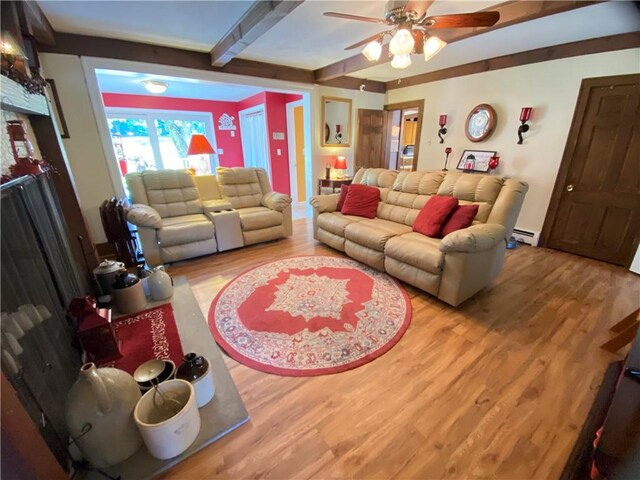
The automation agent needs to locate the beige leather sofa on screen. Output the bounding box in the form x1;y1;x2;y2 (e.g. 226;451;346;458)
310;168;528;306
125;168;292;266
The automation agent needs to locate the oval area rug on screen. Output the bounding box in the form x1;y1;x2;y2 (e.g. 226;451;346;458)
208;255;412;376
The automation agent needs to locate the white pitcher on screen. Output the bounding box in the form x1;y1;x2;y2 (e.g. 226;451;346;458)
148;266;173;301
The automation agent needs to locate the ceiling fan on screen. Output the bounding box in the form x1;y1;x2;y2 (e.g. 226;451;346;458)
324;0;500;69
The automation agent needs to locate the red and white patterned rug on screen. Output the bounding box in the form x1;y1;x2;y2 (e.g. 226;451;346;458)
208;256;412;376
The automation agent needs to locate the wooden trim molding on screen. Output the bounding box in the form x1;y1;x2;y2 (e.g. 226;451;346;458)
211;1;304;67
38;32;387;93
314;0;603;82
387;32;640;90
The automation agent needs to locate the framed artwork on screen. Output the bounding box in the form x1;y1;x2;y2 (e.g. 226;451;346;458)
45;79;69;138
456;149;496;173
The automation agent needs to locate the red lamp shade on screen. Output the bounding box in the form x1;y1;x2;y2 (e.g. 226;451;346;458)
187;134;215;155
439;115;447;127
520;107;533;122
334;156;347;170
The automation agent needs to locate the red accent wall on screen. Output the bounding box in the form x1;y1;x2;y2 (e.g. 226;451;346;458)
101;93;244;167
103;91;305;195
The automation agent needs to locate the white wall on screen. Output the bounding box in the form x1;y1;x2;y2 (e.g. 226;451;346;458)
386;49;640;234
313;85;385;180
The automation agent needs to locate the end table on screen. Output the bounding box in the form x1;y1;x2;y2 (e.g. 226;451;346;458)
318;178;352;195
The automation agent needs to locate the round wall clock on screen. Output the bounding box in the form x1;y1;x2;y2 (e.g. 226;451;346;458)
465;104;497;142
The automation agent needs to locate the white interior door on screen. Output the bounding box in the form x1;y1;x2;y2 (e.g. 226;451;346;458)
239;105;271;177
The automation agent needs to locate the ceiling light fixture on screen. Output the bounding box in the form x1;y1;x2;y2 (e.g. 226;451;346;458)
423;35;447;62
391;54;412;69
389;28;414;56
142;80;168;94
362;40;382;62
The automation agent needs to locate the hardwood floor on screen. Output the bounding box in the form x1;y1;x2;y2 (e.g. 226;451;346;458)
162;218;639;479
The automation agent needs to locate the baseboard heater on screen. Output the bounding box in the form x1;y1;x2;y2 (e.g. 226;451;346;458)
512;228;540;247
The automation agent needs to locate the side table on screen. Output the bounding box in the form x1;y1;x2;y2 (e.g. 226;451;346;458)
318;177;352;195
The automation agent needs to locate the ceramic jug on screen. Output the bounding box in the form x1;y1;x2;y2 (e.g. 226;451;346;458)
66;363;143;468
148;266;173;301
92;260;126;295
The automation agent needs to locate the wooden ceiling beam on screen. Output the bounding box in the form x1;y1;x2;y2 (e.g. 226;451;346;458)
386;32;640;90
16;0;56;45
38;33;387;93
210;0;304;67
313;0;603;82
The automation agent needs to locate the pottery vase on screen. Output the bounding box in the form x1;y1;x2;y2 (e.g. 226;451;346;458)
148;266;173;301
66;363;142;468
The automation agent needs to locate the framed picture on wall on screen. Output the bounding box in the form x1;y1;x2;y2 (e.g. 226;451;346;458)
456;149;496;173
45;79;70;138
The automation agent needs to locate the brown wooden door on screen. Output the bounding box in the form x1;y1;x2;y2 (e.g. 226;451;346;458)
544;74;640;267
355;109;387;171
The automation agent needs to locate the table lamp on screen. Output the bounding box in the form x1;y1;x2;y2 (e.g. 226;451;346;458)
187;134;215;156
334;156;347;179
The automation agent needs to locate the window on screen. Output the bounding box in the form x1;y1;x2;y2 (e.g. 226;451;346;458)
106;109;217;186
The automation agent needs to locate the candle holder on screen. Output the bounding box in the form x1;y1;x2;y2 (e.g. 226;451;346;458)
517;107;532;144
438;114;447;144
443;147;452;171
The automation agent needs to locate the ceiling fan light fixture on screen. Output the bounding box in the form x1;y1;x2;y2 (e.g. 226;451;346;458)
142;80;169;94
389;28;414;56
391;54;412;69
424;35;447;62
362;40;382;62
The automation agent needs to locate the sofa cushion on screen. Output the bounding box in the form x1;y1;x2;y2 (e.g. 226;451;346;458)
237;206;283;231
336;184;350;211
341;184;380;218
139;170;203;218
317;212;366;237
437;172;504;223
385;233;444;275
345;218;411;252
158;214;215;247
413;196;458;237
442;204;479;237
216;167;263;209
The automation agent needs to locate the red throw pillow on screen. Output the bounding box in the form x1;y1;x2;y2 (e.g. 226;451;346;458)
413;196;459;237
441;204;479;237
341;184;380;218
336;184;350;211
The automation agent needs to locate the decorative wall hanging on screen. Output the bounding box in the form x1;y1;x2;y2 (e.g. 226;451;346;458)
218;113;236;131
456;149;497;173
438;115;447;143
465;104;497;142
517;107;532;144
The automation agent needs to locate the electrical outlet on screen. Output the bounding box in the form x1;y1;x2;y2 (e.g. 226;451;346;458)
218;148;224;155
230;131;235;137
277;149;281;156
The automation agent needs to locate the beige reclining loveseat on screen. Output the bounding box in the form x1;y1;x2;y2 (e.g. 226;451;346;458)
126;167;292;266
310;168;528;306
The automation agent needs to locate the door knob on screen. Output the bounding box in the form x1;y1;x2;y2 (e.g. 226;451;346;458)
566;184;574;192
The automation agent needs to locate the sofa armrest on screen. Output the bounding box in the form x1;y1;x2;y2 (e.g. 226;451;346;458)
309;194;339;214
202;199;234;212
127;204;162;229
261;192;292;212
440;224;507;253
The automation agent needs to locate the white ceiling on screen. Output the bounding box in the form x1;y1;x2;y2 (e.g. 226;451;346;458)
39;1;254;52
40;1;640;83
95;69;264;101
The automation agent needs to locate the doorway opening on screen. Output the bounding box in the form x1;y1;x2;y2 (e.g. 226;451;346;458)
384;100;424;171
239;104;270;177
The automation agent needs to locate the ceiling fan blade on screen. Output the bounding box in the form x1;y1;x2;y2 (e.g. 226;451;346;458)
323;12;387;25
423;11;500;29
404;0;434;20
345;31;392;51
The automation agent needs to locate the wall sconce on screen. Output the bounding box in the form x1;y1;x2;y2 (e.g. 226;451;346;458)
517;107;532;144
438;115;447;144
